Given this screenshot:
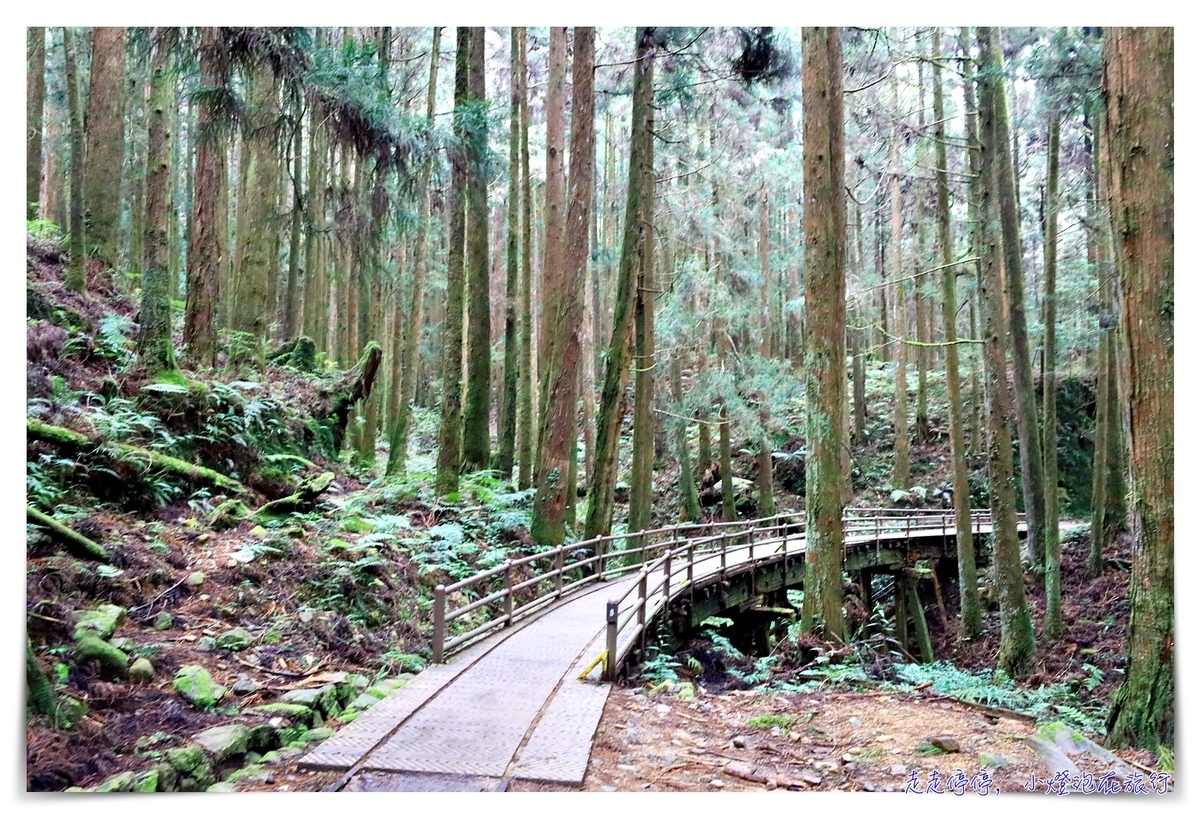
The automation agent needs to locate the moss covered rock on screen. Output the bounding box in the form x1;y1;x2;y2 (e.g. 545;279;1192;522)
73;604;127;641
173;665;226;708
192;723;250;761
74;633;129;679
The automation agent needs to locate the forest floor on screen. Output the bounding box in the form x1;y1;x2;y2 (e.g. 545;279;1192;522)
25;236;1160;794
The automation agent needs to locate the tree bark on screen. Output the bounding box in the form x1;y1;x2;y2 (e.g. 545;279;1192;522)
671;355;702;522
138;28;178;375
27;27;45;221
517;29;535;489
495;26;522;480
461;26;492;472
629;87;657;534
532;27;595;545
62;27;86;294
933;27;982;641
889;76;909;490
976;26;1037;678
1101;27;1174;752
584;27;656;540
434;28;471;496
1042;113;1062;640
83;27;127;270
799;26;847;642
989;29;1048;570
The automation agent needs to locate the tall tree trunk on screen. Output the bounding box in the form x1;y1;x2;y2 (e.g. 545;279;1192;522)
461;26;492;472
532;27;595;544
990;28;1048;570
495;26;522;480
671;355;702;522
758;185;771;356
183;27;227;368
434;28;471;496
27;27;46;222
536;27;569;474
718;401;735;522
799;26;847;642
517;29;535;489
583;27;656;540
387;26;440;477
62;27;86;294
1042;113;1063;639
976;26;1037;678
889;77;909;490
83;27;127;270
231;62;281;344
958;28;984;460
1089;330;1111;578
138;28;178;374
283;114;304;340
933;27;982;641
629;93;657;534
1101;27;1173;751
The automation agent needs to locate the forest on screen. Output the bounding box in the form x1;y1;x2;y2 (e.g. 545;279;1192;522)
24;26;1173;793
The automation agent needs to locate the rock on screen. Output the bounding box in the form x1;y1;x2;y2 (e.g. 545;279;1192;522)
231;674;260;695
709;779;724;788
601;786;618;792
196;636;217;652
247;723;280;753
282;684;340;716
207;782;236;792
890;764;907;776
109;636;135;652
977;751;1011;769
192;724;251;760
732;735;748;749
95;771;137;792
153;611;174;630
300;726;335;744
129;657;155;683
74;633;129;679
186;571;206;587
848;717;862;727
132;769;159;792
210;500;251;530
876;734;895;742
56;695;88;727
617;764;637;772
173;665;227;708
252;702;316;726
699;703;714;713
167;746;212;778
930;736;961;753
215;627;255;651
862;782;876;792
654;703;671;715
248;525;269;539
152;761;177;792
73;604;127;640
801;771;823;785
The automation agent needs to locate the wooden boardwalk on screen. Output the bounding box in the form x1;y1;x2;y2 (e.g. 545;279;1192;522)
300;510;1020;791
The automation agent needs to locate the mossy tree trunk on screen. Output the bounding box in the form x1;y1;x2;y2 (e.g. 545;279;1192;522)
138;28;179;375
1042;113;1063;640
387;26;441;478
517;29;535;490
1101;26;1174;752
83;27;126;271
671;355;702;522
183;27;228;368
583;27;656;540
799;26;847;642
532;27;595;545
494;26;522;481
934;27;981;641
27;27;46;221
628;92;657;534
434;28;470;496
461;26;492;472
975;26;1036;679
990;30;1048;571
62;27;86;294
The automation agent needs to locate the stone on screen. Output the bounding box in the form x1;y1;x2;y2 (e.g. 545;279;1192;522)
890;764;907;776
253;702;316;726
166;746;209;774
801;771;823;785
848;717;862;727
132;769;159;793
73;604;127;641
248;525;269;539
231;674;260;695
281;684;340;716
654;703;671;715
129;657;155;683
301;726;335;743
94;771;136;792
192;723;250;760
173;665;227;708
930;736;961;753
247;723;280;753
977;751;1011;769
732;735;748;748
186;571;206;587
153;611;174;630
600;786;618;792
215;627;255;651
709;779;724;788
210;500;250;531
207;782;236;792
617;764;637;772
152;762;177;792
74;633;129;679
862;782;876;792
109;636;135;652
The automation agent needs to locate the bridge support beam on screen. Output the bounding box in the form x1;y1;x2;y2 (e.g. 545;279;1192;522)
894;571;909;656
906;575;935;663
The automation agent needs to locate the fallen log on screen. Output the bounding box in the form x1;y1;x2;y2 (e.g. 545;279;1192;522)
27;418;250;497
256;471;336;518
318;341;382;454
27;505;110;562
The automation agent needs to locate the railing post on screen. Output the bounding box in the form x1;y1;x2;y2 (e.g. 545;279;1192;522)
603;601;619;681
555;545;565;598
664;552;672;602
749;527;756;561
638;573;648;627
597;536;607;582
433;584;446;664
503;560;514;626
687;542;695;584
721;533;728;572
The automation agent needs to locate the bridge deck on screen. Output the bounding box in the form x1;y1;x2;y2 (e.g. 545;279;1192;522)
300;517;1010;791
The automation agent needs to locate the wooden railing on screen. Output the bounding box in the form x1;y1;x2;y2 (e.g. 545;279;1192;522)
430;507;1021;665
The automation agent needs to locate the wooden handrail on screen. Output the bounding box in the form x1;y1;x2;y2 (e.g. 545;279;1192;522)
432;507;1017;667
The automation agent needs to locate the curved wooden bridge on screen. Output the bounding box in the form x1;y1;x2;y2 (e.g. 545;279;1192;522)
300;508;1025;791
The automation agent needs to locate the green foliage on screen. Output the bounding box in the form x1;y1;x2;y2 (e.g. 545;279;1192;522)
27;219;64;244
745;713;796;730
